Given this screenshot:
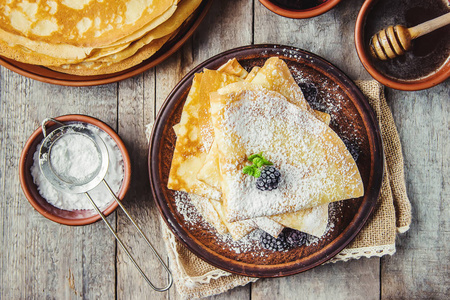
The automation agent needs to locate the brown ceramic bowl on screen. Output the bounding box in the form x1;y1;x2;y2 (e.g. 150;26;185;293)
149;44;383;277
0;0;212;87
259;0;341;19
19;115;131;225
355;0;450;91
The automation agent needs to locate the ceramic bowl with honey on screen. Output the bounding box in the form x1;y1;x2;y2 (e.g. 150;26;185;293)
355;0;450;90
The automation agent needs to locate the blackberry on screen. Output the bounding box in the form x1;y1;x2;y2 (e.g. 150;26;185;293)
256;166;281;191
342;138;361;161
299;82;318;103
285;229;308;247
259;230;290;251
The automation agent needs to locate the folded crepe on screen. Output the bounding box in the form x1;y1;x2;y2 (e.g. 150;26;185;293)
168;58;361;239
167;64;256;240
198;117;330;237
197;58;331;237
167;70;241;200
210;81;364;222
168;59;328;240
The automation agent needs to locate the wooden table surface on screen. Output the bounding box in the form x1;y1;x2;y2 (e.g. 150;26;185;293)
1;0;449;299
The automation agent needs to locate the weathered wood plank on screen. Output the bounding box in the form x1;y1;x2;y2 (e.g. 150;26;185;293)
116;72;172;300
191;0;253;62
381;83;450;299
169;283;251;300
254;0;370;80
252;259;379;300
206;285;250;300
0;68;117;299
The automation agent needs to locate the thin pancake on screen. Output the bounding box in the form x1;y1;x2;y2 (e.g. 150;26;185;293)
198;110;331;237
217;58;248;79
198;60;331;237
0;0;201;71
271;204;329;237
0;0;176;47
168;66;256;240
189;194;228;235
86;0;202;63
209;199;256;240
210;81;364;222
166;71;241;200
48;34;173;75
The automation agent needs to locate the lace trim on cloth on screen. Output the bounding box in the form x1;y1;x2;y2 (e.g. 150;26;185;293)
327;244;396;263
161;215;395;298
397;225;410;233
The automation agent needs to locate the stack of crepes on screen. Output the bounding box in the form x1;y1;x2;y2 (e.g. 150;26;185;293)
0;0;202;75
168;57;364;241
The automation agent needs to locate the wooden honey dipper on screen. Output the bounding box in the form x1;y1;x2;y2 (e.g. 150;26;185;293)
370;12;450;60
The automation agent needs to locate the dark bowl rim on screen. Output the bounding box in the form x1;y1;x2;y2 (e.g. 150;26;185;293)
19;114;132;226
258;0;342;19
148;44;384;277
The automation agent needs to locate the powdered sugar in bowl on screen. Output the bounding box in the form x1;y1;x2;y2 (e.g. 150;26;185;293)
19;115;131;225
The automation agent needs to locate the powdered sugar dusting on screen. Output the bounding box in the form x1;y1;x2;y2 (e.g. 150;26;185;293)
258;46;362;149
173;190;266;254
213;229;266;256
289;65;362;148
214;84;363;222
252;217;284;238
172;188;343;254
166;52;366;259
174;191;203;227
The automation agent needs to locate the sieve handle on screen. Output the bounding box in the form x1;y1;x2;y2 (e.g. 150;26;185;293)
84;181;173;292
41;118;65;138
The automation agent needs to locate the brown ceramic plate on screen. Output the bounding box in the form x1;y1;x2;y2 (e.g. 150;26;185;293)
0;0;212;87
149;45;383;277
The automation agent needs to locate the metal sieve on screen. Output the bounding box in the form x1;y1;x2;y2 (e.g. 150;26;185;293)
39;118;172;292
40;124;108;192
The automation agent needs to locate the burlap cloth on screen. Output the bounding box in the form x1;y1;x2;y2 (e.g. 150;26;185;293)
148;80;412;299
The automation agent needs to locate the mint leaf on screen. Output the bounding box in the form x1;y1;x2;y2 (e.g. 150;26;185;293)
262;158;273;166
242;165;255;176
248;153;263;162
253;157;264;168
243;153;274;178
248;153;273;166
